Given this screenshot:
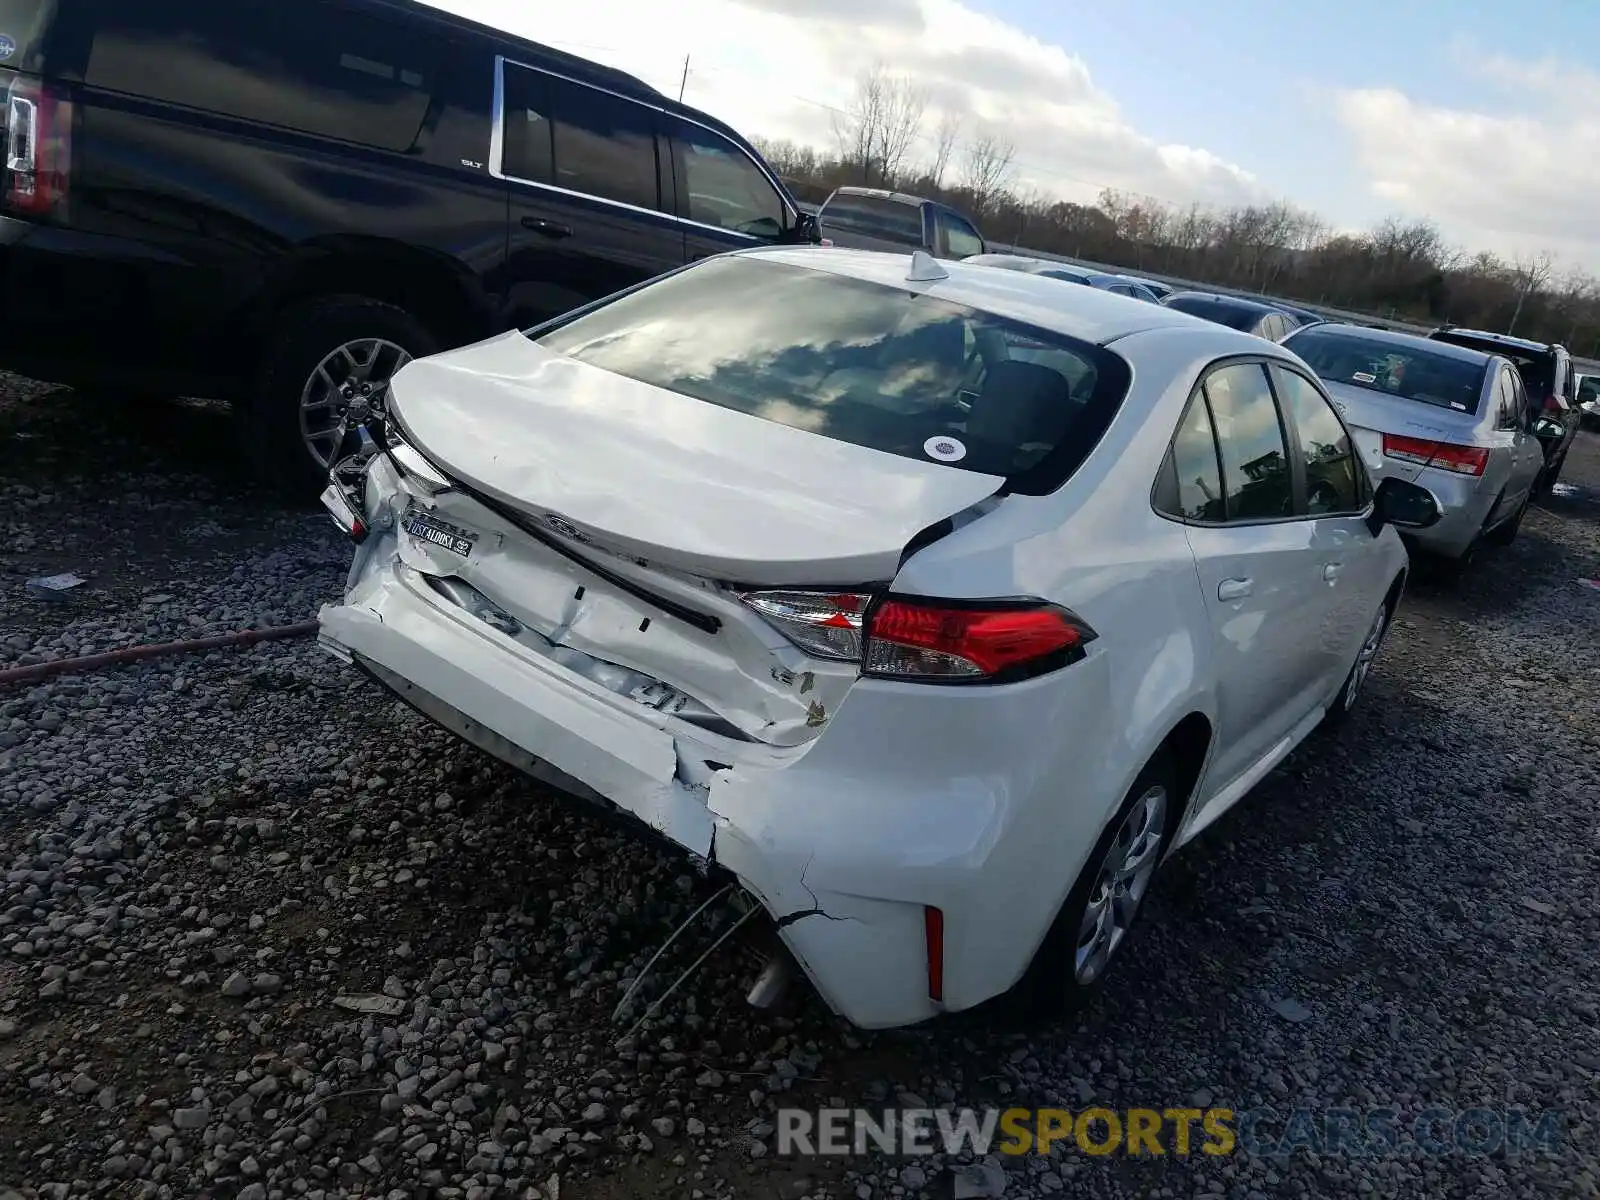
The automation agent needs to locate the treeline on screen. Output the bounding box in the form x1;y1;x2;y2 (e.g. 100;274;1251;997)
752;68;1600;356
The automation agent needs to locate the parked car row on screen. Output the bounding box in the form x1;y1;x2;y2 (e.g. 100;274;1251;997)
317;244;1446;1029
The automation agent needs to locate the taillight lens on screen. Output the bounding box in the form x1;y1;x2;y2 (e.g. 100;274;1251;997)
5;76;71;218
1381;433;1488;477
738;589;869;660
739;590;1095;682
1542;394;1563;414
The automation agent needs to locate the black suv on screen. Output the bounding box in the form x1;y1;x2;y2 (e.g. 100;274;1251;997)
0;0;816;491
1429;327;1578;492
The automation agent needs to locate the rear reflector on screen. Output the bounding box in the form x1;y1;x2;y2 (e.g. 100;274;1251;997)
1542;394;1564;414
739;589;1095;682
1381;433;1488;477
924;906;944;1002
320;481;368;543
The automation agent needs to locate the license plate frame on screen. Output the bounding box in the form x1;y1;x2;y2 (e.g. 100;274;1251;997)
402;509;477;558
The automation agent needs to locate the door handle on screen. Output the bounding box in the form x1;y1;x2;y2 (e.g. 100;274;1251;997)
1322;562;1343;582
1217;577;1253;601
521;216;572;239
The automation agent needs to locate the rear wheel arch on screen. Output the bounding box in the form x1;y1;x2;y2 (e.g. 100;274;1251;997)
1154;710;1214;850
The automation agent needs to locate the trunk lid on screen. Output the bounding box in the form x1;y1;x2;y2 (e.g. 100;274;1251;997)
1324;380;1483;485
381;331;1004;748
388;331;1002;586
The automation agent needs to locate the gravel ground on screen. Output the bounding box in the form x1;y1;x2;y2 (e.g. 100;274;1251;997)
1;379;1597;1200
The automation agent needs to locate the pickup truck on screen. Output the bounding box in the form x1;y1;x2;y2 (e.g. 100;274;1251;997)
814;187;988;259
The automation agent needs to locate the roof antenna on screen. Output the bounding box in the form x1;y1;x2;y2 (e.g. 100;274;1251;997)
906;250;948;282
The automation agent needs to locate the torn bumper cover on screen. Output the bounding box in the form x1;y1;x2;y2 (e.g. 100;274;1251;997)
318;559;958;1028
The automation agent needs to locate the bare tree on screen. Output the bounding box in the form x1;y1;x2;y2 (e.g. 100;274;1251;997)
1507;250;1555;335
960;132;1016;217
831;64;927;189
929;113;961;189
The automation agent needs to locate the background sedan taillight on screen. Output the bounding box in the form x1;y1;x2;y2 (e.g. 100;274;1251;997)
739;590;1095;683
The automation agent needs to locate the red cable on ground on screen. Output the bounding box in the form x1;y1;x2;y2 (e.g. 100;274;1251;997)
0;621;321;687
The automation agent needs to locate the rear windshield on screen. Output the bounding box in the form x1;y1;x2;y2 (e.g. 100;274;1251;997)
1163;296;1262;331
1287;328;1487;414
818;194;923;245
1433;332;1554;395
532;255;1133;495
0;0;51;67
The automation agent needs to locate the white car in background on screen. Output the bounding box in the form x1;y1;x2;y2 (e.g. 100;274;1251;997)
317;247;1440;1029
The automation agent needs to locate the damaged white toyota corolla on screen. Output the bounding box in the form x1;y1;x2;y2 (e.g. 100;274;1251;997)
316;247;1442;1029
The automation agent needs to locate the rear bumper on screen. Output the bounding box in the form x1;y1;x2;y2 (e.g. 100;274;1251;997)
1402;468;1497;558
318;545;1120;1029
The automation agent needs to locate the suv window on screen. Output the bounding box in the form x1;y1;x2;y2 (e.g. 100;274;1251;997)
85;0;435;154
1204;362;1293;520
939;211;983;258
1272;365;1364;515
532;255;1134;495
666;119;783;239
819;194;923;245
500;65;659;210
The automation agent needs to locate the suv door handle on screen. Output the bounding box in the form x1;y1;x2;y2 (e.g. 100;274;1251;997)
1322;562;1343;582
1217;577;1252;601
521;217;572;239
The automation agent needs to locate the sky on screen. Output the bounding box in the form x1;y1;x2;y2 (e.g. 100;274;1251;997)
428;0;1600;272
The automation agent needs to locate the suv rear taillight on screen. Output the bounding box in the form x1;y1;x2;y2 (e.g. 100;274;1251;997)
738;590;1096;683
5;75;71;218
1381;433;1488;477
1542;393;1564;414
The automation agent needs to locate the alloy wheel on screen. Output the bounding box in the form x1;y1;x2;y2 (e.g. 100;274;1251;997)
1344;605;1388;711
1075;785;1168;984
299;338;414;471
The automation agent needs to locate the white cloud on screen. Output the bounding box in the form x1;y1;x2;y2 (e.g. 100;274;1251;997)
1334;47;1600;268
426;0;1264;210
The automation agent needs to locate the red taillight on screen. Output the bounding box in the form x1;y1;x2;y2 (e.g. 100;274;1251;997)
739;588;1095;682
924;906;944;1002
865;598;1092;680
5;76;71;218
1381;433;1488;477
1542;394;1563;414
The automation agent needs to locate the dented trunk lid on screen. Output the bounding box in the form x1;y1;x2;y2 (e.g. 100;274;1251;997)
387;331;1004;587
381;333;1002;747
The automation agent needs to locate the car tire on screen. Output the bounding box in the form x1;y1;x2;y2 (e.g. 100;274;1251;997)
1484;492;1530;547
1015;753;1178;1012
244;295;438;499
1321;594;1392;727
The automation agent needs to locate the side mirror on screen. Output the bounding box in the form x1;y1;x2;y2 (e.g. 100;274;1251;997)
787;211;820;244
1367;476;1441;536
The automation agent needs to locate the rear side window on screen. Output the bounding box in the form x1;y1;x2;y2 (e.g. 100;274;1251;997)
500;64;659;211
819;194;923;245
1272;365;1364;514
531;255;1133;495
0;0;50;67
85;0;435;154
1204;362;1293;520
1166;393;1226;522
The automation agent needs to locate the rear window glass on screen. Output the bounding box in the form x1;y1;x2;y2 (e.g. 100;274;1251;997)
0;0;48;66
1286;328;1487;414
85;0;436;154
531;256;1133;495
818;194;923;245
1164;296;1264;331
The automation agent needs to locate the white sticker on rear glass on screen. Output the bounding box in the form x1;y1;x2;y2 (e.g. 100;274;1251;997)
1352;372;1377;383
923;435;967;463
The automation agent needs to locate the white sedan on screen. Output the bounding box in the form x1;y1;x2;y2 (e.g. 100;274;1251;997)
316;247;1440;1029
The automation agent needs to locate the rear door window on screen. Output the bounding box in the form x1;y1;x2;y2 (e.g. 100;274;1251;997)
665;118;783;238
1204;362;1294;521
85;0;436;153
544;75;659;211
1272;365;1364;514
532;255;1133;495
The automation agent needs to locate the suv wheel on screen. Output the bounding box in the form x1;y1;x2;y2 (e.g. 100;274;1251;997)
246;296;437;498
